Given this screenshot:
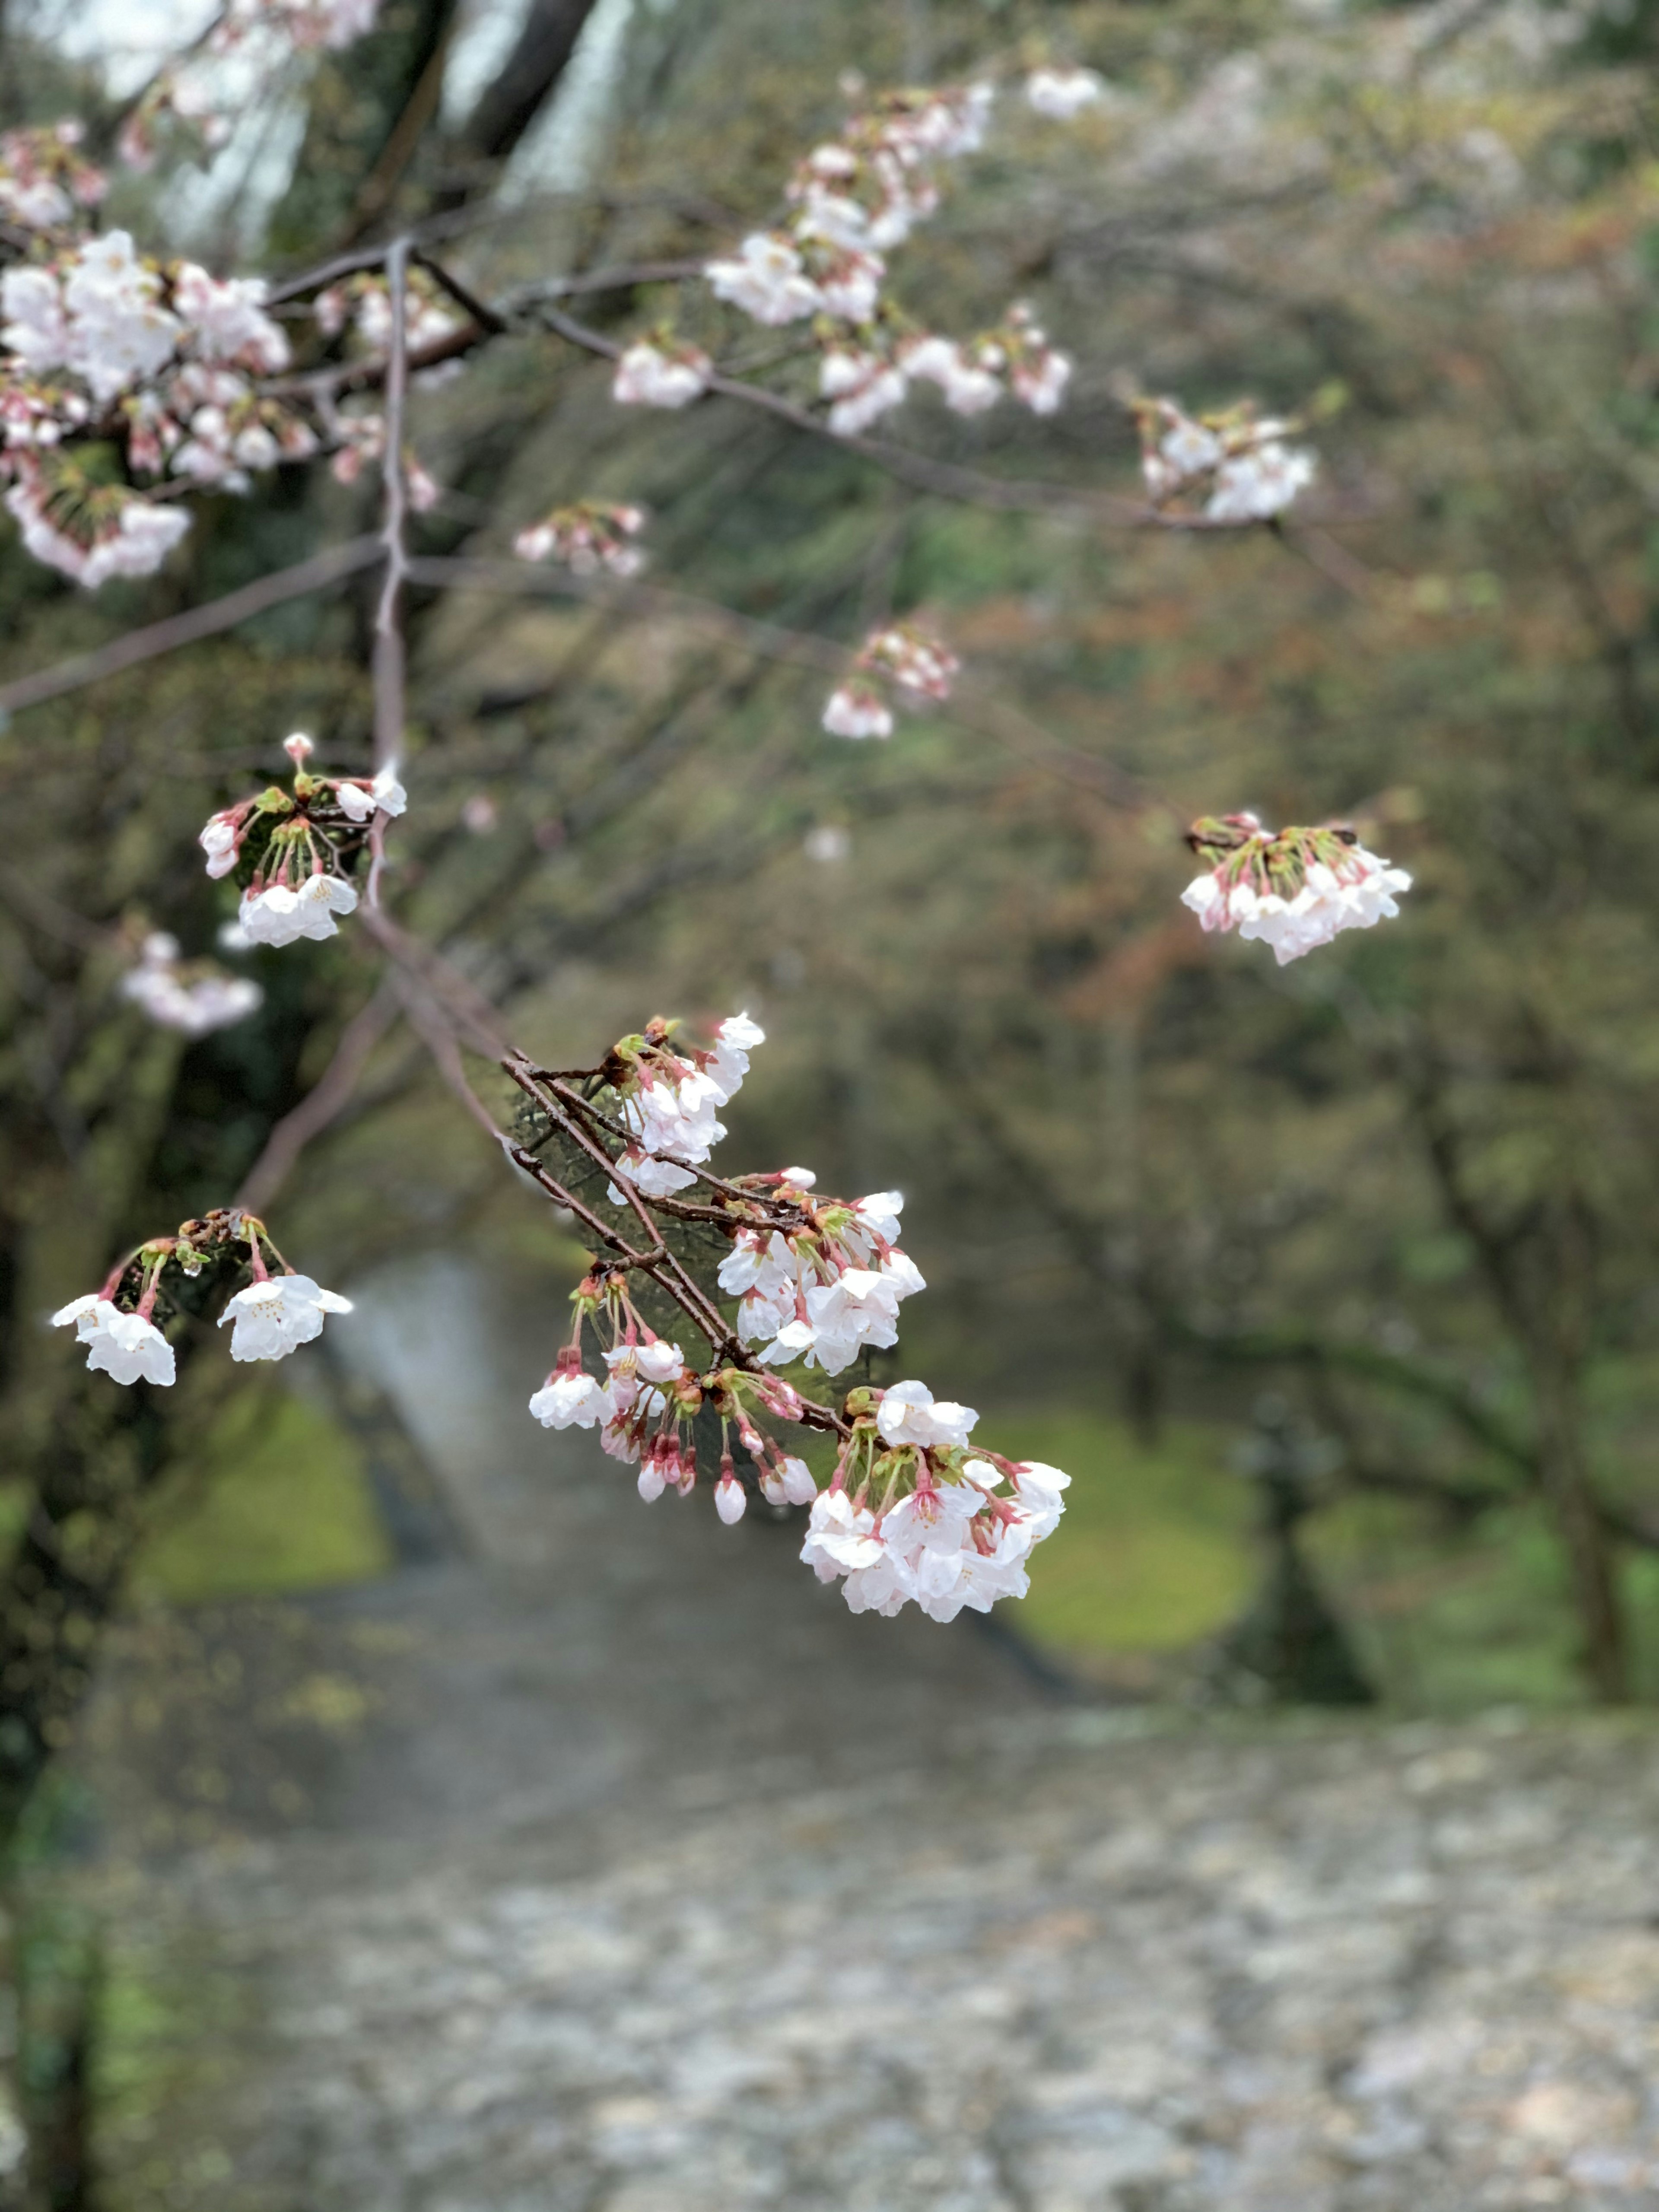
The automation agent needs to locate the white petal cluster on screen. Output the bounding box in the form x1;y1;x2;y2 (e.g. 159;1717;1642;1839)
512;502;646;575
218;1273;352;1362
903;334;1003;416
238;874;359;948
800;1417;1069;1621
120;931;262;1036
718;1188;926;1376
5;482;193;587
0;124;105;234
822;683;893;740
706;234;823;325
528;1367;609;1430
1137;398;1317;521
612;342;712;408
1025;68;1106;120
608;1014;763;1200
1183;845;1413;965
333;762;409;823
52;1294;175;1386
819;348;909;437
1204;440;1317;521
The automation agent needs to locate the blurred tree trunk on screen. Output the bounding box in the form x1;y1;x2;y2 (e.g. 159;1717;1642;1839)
0;0;618;1859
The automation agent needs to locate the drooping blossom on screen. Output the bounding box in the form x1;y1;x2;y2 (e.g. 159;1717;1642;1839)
1182;813;1412;965
52;1295;175;1386
822;620;958;740
822;683;893;740
798;1404;1069;1622
513;500;646;576
120;931;263;1036
218;1272;353;1361
5;480;193;587
333;762;409;823
529;1350;610;1430
611;341;712;408
714;1469;748;1524
1025;67;1106;120
238;873;359;948
717;1181;926;1376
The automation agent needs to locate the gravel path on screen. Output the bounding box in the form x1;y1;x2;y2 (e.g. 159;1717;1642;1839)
70;1262;1659;2211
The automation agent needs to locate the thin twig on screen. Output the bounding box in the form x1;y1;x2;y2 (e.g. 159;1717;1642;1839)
235;978;401;1214
368;236;411;906
0;537;384;719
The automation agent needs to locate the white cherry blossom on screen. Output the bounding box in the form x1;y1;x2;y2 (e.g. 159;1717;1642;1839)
612;341;712;408
823;682;893;739
528;1368;608;1428
334;762;409;822
876;1379;979;1451
1205;440;1317;521
1026;67;1106;120
238;873;359;948
714;1470;748;1524
52;1295;175;1386
706;233;821;324
218;1272;352;1361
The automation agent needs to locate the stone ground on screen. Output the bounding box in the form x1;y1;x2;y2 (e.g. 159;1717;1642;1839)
62;1262;1659;2210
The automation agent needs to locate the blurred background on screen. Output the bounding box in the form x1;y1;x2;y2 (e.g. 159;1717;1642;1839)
6;0;1659;2204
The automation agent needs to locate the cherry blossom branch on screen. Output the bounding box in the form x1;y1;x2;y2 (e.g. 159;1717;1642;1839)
367;236;412;908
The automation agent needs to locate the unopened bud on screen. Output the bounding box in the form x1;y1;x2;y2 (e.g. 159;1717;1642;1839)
283;731;315;765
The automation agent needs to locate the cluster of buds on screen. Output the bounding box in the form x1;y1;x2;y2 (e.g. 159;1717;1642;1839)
0;124;106;233
52;1209;350;1388
512;499;646;576
802;1382;1069;1619
197;731;407;948
1135;397;1318;523
119;930;263;1036
823;620;960;740
1182;813;1413;965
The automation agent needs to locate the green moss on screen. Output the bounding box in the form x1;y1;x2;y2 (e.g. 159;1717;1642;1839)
978;1413;1255;1654
136;1392;391;1605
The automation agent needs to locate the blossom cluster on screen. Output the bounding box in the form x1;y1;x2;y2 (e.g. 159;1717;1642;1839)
52;1209;350;1389
1135;397;1317;523
0;229;310;583
1024;67;1107;121
720;1177;925;1373
674;81;1072;438
198;731;406;948
1182;812;1413;964
802;1383;1070;1621
120;931;263;1036
0;124;106;233
823;620;960;740
601;1012;765;1198
513;499;646;576
512;1014;1073;1625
